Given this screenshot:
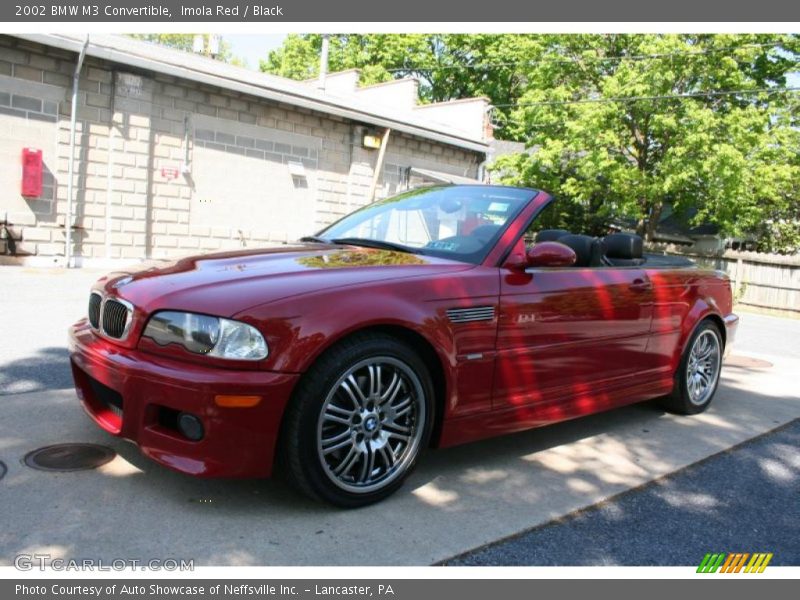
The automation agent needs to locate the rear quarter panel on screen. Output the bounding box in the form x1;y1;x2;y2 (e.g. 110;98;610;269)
645;266;733;381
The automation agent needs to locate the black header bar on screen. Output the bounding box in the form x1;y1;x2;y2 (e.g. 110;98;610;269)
2;0;800;22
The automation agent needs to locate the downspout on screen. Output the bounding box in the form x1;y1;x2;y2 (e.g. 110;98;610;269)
65;35;89;268
368;128;391;202
344;124;357;213
477;156;489;183
105;67;116;261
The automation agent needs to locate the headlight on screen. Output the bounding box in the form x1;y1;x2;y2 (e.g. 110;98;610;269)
143;311;268;360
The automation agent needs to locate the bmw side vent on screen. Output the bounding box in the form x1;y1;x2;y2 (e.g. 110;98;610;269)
446;306;496;324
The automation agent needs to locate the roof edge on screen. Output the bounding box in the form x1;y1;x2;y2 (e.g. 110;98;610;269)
12;34;489;153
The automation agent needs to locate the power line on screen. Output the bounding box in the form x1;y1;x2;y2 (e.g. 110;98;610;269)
385;42;787;73
491;86;800;108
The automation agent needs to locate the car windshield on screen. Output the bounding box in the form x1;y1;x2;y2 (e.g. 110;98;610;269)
316;185;537;264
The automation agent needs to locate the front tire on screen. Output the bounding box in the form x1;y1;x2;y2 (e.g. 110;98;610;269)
660;320;723;415
280;333;434;507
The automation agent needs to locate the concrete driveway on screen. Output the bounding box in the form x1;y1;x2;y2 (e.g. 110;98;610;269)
0;267;798;566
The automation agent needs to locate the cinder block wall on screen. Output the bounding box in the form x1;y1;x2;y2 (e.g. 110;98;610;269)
0;36;482;266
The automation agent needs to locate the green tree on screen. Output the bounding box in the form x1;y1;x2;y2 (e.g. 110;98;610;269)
494;34;800;245
260;34;545;124
128;34;244;65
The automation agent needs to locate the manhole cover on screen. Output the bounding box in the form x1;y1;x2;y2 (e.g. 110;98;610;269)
23;443;116;472
0;461;6;481
726;355;773;369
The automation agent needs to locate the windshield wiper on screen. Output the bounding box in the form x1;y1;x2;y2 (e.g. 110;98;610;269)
299;235;331;244
330;237;418;254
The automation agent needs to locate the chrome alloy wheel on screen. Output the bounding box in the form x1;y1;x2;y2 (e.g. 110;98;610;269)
686;329;721;405
316;356;426;494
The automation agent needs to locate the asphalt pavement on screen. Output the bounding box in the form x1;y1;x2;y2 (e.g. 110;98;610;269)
0;267;103;395
444;419;800;566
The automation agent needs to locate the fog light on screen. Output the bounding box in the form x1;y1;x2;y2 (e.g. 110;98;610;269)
177;412;204;441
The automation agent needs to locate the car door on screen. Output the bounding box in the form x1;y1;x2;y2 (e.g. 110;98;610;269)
493;265;654;418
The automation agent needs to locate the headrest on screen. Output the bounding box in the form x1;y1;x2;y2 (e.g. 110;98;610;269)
604;233;643;260
557;234;606;267
535;229;570;243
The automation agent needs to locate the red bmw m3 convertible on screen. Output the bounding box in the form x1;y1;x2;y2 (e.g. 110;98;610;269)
69;185;738;506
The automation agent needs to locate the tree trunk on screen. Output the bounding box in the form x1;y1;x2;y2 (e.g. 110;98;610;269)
635;216;647;238
643;202;664;242
635;197;649;238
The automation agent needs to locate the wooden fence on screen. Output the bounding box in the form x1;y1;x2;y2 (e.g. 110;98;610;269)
648;247;800;313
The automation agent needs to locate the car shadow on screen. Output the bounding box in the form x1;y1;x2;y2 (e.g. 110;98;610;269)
0;346;73;395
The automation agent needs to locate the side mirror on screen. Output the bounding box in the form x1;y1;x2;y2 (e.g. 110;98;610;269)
526;241;576;268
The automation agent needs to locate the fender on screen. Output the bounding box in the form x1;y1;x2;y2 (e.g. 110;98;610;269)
237;286;458;382
292;302;456;377
672;299;725;369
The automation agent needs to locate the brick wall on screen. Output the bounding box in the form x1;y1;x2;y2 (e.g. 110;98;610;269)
0;36;483;265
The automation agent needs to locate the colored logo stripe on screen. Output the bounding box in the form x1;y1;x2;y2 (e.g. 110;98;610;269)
745;553;773;573
697;553;726;573
727;553;749;573
697;553;773;573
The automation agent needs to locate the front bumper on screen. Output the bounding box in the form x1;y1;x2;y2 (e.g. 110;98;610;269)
69;319;299;478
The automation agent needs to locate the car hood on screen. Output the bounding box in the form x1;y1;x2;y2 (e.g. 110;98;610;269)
95;243;474;317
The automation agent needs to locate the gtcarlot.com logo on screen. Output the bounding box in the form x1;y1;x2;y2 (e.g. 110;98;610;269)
14;554;194;571
697;552;773;573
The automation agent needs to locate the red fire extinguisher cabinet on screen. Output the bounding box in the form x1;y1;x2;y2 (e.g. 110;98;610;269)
21;148;43;198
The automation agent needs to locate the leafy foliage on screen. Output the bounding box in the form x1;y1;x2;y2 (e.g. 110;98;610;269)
494;34;800;247
260;34;544;114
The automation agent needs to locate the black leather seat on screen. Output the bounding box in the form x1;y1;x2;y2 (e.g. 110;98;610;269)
557;234;606;267
535;228;570;243
604;232;644;266
470;224;501;242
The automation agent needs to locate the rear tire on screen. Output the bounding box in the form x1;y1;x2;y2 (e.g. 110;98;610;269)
659;320;723;415
280;332;434;508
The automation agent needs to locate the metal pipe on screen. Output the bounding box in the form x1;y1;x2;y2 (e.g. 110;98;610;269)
318;34;330;91
182;114;191;173
65;35;89;268
368;128;391;202
477;161;487;182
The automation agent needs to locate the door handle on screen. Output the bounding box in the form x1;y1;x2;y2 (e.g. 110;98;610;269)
629;278;652;292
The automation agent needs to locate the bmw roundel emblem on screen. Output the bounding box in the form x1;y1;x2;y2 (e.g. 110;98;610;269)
113;276;133;288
